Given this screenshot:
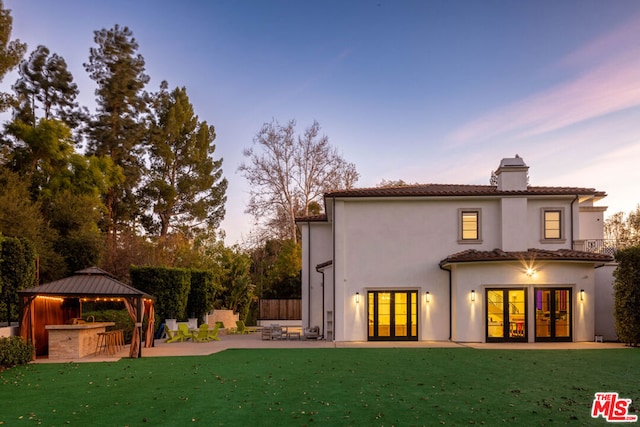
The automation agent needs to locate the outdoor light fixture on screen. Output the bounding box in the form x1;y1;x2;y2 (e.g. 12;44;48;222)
580;289;585;301
526;268;536;277
425;291;431;303
471;290;476;302
355;292;360;304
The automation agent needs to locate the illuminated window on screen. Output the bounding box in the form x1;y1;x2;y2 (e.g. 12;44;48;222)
459;209;481;242
543;209;563;240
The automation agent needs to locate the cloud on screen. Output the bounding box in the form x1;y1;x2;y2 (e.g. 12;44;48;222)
448;14;640;145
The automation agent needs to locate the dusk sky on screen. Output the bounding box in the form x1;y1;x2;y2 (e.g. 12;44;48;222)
4;1;640;244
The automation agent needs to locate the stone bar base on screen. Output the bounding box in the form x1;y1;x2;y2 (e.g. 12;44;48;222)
46;322;115;359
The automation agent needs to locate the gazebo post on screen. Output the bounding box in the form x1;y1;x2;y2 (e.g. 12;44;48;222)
137;296;143;358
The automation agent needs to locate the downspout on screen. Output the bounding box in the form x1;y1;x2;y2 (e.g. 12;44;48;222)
307;223;311;329
439;263;453;341
332;196;337;343
315;264;325;336
570;194;579;249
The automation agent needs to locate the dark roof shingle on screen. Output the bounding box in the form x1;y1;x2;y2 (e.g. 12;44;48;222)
326;184;605;198
440;248;613;267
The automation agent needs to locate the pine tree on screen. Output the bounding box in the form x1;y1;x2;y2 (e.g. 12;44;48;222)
84;25;150;237
142;83;227;237
0;0;27;111
13;45;84;129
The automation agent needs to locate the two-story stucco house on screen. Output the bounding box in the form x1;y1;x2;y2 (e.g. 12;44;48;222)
296;156;617;343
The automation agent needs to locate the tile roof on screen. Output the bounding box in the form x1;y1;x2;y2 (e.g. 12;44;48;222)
440;248;613;267
19;267;153;298
295;214;328;222
326;184;606;198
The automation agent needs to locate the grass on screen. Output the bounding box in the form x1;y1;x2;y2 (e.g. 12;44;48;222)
0;348;638;426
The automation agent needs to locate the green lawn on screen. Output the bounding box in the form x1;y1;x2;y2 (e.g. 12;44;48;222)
1;348;638;426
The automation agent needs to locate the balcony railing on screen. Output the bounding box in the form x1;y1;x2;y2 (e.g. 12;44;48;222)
581;239;623;256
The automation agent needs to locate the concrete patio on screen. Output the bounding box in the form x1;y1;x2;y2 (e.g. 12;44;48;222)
32;331;628;364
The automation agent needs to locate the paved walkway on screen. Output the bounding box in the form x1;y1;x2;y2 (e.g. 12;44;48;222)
32;332;628;364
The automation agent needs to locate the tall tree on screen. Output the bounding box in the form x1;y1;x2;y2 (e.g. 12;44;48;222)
0;236;37;324
142;83;227;237
239;119;358;242
4;118;74;195
12;45;84;129
605;205;640;247
0;167;65;282
84;25;149;238
0;0;27;112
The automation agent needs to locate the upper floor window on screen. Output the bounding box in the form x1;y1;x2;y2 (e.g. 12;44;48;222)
543;209;563;241
459;209;481;243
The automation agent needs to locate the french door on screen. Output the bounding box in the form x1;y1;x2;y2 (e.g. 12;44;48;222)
368;290;418;341
535;288;572;341
486;288;527;342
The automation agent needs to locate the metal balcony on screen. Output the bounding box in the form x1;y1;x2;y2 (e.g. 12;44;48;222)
582;239;621;256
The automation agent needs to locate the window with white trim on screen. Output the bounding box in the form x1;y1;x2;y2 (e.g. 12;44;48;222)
459;209;482;242
542;208;564;241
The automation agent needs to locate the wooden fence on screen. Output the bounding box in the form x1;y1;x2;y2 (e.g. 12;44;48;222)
259;299;301;320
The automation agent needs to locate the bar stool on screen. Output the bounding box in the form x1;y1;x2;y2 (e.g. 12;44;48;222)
95;332;108;355
113;330;124;351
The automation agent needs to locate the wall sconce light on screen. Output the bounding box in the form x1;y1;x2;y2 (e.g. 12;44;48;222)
355;292;360;304
425;291;431;303
580;289;584;301
471;290;476;302
526;268;536;277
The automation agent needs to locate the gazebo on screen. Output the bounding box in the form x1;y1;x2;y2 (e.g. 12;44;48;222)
19;267;155;359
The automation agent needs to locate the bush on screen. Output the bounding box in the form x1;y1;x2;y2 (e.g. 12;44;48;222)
130;266;191;321
186;270;220;324
0;336;34;369
614;246;640;346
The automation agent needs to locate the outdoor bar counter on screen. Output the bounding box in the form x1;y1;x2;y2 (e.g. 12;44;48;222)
45;322;115;359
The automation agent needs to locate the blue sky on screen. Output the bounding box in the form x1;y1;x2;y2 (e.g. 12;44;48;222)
4;1;640;244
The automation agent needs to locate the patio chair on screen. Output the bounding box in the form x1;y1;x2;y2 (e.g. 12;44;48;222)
235;320;249;334
177;323;193;341
165;328;181;343
192;324;211;342
303;326;320;340
261;326;273;340
270;325;284;340
206;323;220;341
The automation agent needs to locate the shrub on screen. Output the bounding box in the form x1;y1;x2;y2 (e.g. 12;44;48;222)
0;336;34;369
614;246;640;346
186;270;220;323
130;266;191;321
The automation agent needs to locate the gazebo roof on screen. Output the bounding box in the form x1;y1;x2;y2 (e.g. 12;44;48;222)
19;267;154;299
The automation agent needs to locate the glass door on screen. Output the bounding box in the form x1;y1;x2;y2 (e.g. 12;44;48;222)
368;290;418;341
486;288;527;342
535;288;571;341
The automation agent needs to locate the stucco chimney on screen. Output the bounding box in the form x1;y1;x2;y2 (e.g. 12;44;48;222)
493;155;529;191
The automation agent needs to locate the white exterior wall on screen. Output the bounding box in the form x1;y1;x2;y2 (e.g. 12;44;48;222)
579;206;607;240
301;192;610;343
594;264;617;341
299;222;333;336
500;197;528;251
334;198;502;341
451;262;596;342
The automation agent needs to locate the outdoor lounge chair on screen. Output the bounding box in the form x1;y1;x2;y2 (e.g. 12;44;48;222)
269;325;284;340
192;324;211;342
165;328;181;343
235;320;261;334
207;323;220;341
176;323;193;341
303;326;320;340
